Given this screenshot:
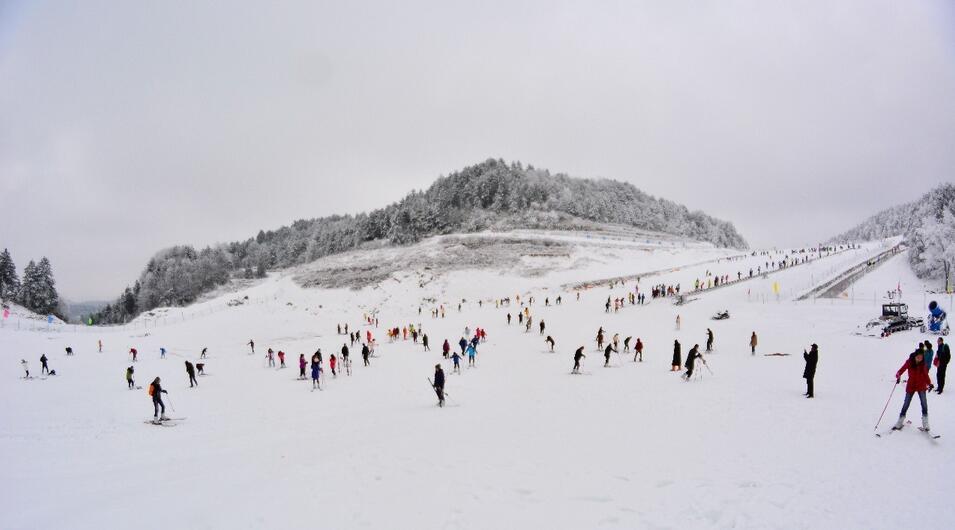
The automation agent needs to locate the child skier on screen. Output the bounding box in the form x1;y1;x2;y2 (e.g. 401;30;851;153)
893;348;932;431
451;351;462;373
329;354;337;377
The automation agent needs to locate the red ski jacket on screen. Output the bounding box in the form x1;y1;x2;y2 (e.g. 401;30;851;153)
896;359;932;393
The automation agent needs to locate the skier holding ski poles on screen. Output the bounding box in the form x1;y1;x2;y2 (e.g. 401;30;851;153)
432;364;446;407
892;347;932;432
148;377;169;421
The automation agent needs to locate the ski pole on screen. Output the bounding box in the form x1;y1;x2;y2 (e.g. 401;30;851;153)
702;360;714;375
874;381;899;431
166;396;176;413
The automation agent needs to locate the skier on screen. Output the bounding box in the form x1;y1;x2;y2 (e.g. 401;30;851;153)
423;334;430;351
21;359;29;379
671;340;682;371
40;354;49;375
196;363;205;375
278;350;286;368
442;339;450;359
623;336;632;353
126;366;135;389
248;339;254;353
450;351;462;374
298;354;307;378
64;346;73;356
148;377;169;421
893;347;932;431
200;347;207;359
185;361;198;388
803;344;818;398
329;354;338;377
634;338;644;362
458;337;467;355
675;315;681;330
750;332;758;355
311;357;321;390
433;364;446;407
936;338;950;394
539;320;546;335
98;339;103;353
596;329;604;350
266;348;275;368
160;347;166;359
362;343;370;367
466;343;477;367
129;348;138;362
341;344;349;365
683;345;702;381
706;328;714;352
603;344;617;367
573;347;586;374
545;335;556;352
507;313;512;325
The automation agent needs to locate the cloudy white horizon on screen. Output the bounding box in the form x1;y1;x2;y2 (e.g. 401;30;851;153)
2;0;954;300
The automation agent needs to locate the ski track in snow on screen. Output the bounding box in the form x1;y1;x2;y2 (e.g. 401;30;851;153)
1;235;953;530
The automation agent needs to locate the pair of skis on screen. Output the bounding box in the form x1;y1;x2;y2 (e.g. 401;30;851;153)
875;420;940;439
144;417;185;427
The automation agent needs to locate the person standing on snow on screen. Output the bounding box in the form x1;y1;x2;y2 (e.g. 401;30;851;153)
248;339;254;354
634;338;644;362
936;338;950;394
129;348;138;362
40;354;49;375
545;335;556;352
330;354;338;377
893;348;932;431
923;340;936;387
21;359;30;379
126;366;135;389
451;351;462;374
623;336;632;353
458;337;468;355
573;347;586;373
683;345;702;381
432;364;446;407
442;339;450;359
278;350;286;368
675;315;681;330
362;343;370;367
750;332;758;355
298;354;307;379
149;377;169;421
603;344;617;367
539;320;546;335
266;348;275;368
160;347;166;359
671;340;682;371
311;358;321;390
705;329;714;352
185;361;198;388
422;334;430;351
466;343;477;367
803;344;818;398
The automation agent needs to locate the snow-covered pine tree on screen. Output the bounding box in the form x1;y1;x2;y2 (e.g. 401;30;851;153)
0;248;20;301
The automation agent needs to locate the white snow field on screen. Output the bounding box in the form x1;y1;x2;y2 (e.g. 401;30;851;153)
2;232;952;530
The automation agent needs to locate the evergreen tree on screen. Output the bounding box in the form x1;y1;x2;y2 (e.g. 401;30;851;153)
0;248;20;301
18;260;39;311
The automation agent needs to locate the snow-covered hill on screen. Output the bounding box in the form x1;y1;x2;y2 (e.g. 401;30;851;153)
2;235;952;530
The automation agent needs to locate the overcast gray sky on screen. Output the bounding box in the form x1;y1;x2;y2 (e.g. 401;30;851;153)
2;1;954;300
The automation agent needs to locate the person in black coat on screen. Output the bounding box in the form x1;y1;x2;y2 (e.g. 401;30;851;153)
573;347;586;373
361;343;370;367
432;364;445;407
185;361;198;387
671;340;682;371
936;338;950;394
803;344;819;398
149;377;169;420
683;345;702;381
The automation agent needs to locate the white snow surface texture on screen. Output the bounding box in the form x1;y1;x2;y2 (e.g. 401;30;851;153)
1;232;952;530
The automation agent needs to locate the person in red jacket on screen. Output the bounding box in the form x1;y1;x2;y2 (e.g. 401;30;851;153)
893;348;932;431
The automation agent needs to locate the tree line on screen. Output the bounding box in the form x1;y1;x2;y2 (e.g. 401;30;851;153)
0;248;63;319
93;158;748;324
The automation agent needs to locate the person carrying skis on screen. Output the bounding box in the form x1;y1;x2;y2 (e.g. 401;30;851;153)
634;338;644;362
573;347;586;373
683;345;702;381
936;338;950;394
433;364;446;407
40;354;49;375
185;361;198;387
450;351;462;374
750;332;758;355
126;366;135;389
706;329;714;352
148;377;169;421
311;357;321;390
362;343;370;367
803;344;818;398
892;347;932;431
329;354;338;377
671;340;682;371
545;335;556;352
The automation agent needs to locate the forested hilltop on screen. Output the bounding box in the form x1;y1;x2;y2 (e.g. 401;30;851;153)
94;159;747;323
830;183;955;281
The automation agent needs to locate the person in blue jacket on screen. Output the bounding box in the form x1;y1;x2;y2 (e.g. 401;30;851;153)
458;337;468;355
311;358;321;390
450;351;462;374
466;344;477;367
